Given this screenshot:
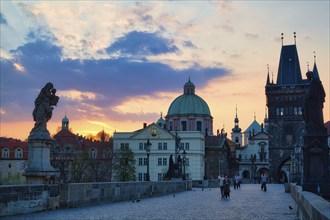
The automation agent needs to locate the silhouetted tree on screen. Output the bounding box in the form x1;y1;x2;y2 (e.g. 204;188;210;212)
112;147;136;181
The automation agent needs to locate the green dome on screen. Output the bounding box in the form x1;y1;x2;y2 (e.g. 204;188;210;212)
167;94;211;116
62;115;69;123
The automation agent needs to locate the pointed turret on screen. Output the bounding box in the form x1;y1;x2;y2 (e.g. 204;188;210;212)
312;52;320;80
266;64;271;85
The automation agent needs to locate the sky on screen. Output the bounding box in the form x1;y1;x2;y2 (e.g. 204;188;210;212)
0;1;329;141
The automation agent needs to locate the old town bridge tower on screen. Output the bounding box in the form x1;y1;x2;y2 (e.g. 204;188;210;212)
265;34;316;183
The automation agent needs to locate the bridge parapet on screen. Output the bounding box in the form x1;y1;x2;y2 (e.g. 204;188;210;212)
290;183;330;220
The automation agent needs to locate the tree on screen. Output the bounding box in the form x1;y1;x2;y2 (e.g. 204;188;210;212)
112;147;136;181
71;150;90;183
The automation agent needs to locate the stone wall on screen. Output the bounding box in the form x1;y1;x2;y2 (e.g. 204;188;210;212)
0;184;59;217
60;180;192;208
290;183;330;220
0;181;191;217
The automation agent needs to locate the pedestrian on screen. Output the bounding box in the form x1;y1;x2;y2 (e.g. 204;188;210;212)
234;174;240;189
261;172;267;191
223;175;230;199
218;174;225;198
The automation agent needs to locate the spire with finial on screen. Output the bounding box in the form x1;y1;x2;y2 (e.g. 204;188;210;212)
232;105;241;133
312;51;320;80
266;64;270;85
294;32;296;45
281;33;284;46
254;112;256;121
271;72;274;84
307;61;309;72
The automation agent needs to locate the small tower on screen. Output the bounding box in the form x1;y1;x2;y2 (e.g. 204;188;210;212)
156;112;166;128
231;106;242;147
62;114;69;131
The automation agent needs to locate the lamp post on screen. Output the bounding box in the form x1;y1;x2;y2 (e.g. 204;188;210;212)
146;139;151;181
182;150;186;180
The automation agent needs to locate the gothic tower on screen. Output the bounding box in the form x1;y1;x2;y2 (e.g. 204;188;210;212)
265;33;308;183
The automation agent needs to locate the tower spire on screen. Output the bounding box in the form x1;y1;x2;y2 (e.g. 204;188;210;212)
281;33;284;46
314;51;316;64
266;64;270;85
294;32;296;45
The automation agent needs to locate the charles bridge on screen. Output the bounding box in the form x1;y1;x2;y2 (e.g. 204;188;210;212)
1;180;329;220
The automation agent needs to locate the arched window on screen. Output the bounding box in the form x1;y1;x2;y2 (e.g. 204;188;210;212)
15;148;23;158
2;148;10;158
91;148;97;158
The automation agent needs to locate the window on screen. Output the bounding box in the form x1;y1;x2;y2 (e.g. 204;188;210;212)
180;143;184;150
163;143;167;150
170;122;173;131
91;148;97;158
184;158;190;166
276;108;284;116
138;173;143;181
2;148;9;158
185;143;190;150
235;137;239;143
294;107;303;116
16;161;21;169
181;121;187;131
143;158;148;165
158;173;163;181
197;121;202;131
139;143;144;150
158;158;162;165
158;143;162;150
15;148;23;158
120;143;129;150
163;158;167;166
138;158;143;165
143;173;147;181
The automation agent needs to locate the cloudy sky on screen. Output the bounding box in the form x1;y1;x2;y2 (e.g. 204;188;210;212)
1;1;329;140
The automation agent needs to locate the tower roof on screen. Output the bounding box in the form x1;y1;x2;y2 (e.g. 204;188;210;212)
276;45;303;85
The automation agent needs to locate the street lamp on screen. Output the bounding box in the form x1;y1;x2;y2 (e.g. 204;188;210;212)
146;139;152;181
182;150;186;180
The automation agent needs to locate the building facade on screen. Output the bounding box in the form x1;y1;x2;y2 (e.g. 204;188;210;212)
0;138;28;182
113;123;205;181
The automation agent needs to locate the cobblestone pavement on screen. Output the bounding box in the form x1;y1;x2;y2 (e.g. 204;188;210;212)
4;184;298;220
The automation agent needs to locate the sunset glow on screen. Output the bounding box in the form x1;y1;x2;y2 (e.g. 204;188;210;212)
1;1;329;140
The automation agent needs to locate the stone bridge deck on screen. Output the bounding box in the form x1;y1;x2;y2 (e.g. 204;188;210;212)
3;184;297;220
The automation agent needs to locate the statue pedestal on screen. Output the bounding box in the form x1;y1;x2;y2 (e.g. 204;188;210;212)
302;128;330;198
23;132;58;184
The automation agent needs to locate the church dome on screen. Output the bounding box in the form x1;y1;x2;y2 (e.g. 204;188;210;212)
167;79;211;116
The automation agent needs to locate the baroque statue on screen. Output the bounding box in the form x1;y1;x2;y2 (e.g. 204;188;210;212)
31;82;59;134
302;71;326;131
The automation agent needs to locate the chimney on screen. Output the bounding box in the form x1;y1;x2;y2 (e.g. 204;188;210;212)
143;123;147;128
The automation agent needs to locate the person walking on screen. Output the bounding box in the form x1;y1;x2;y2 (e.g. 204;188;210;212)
223;175;230;199
261;172;267;191
218;174;225;198
234;174;240;189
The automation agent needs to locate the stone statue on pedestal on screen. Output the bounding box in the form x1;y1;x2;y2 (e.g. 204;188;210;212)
24;82;59;184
